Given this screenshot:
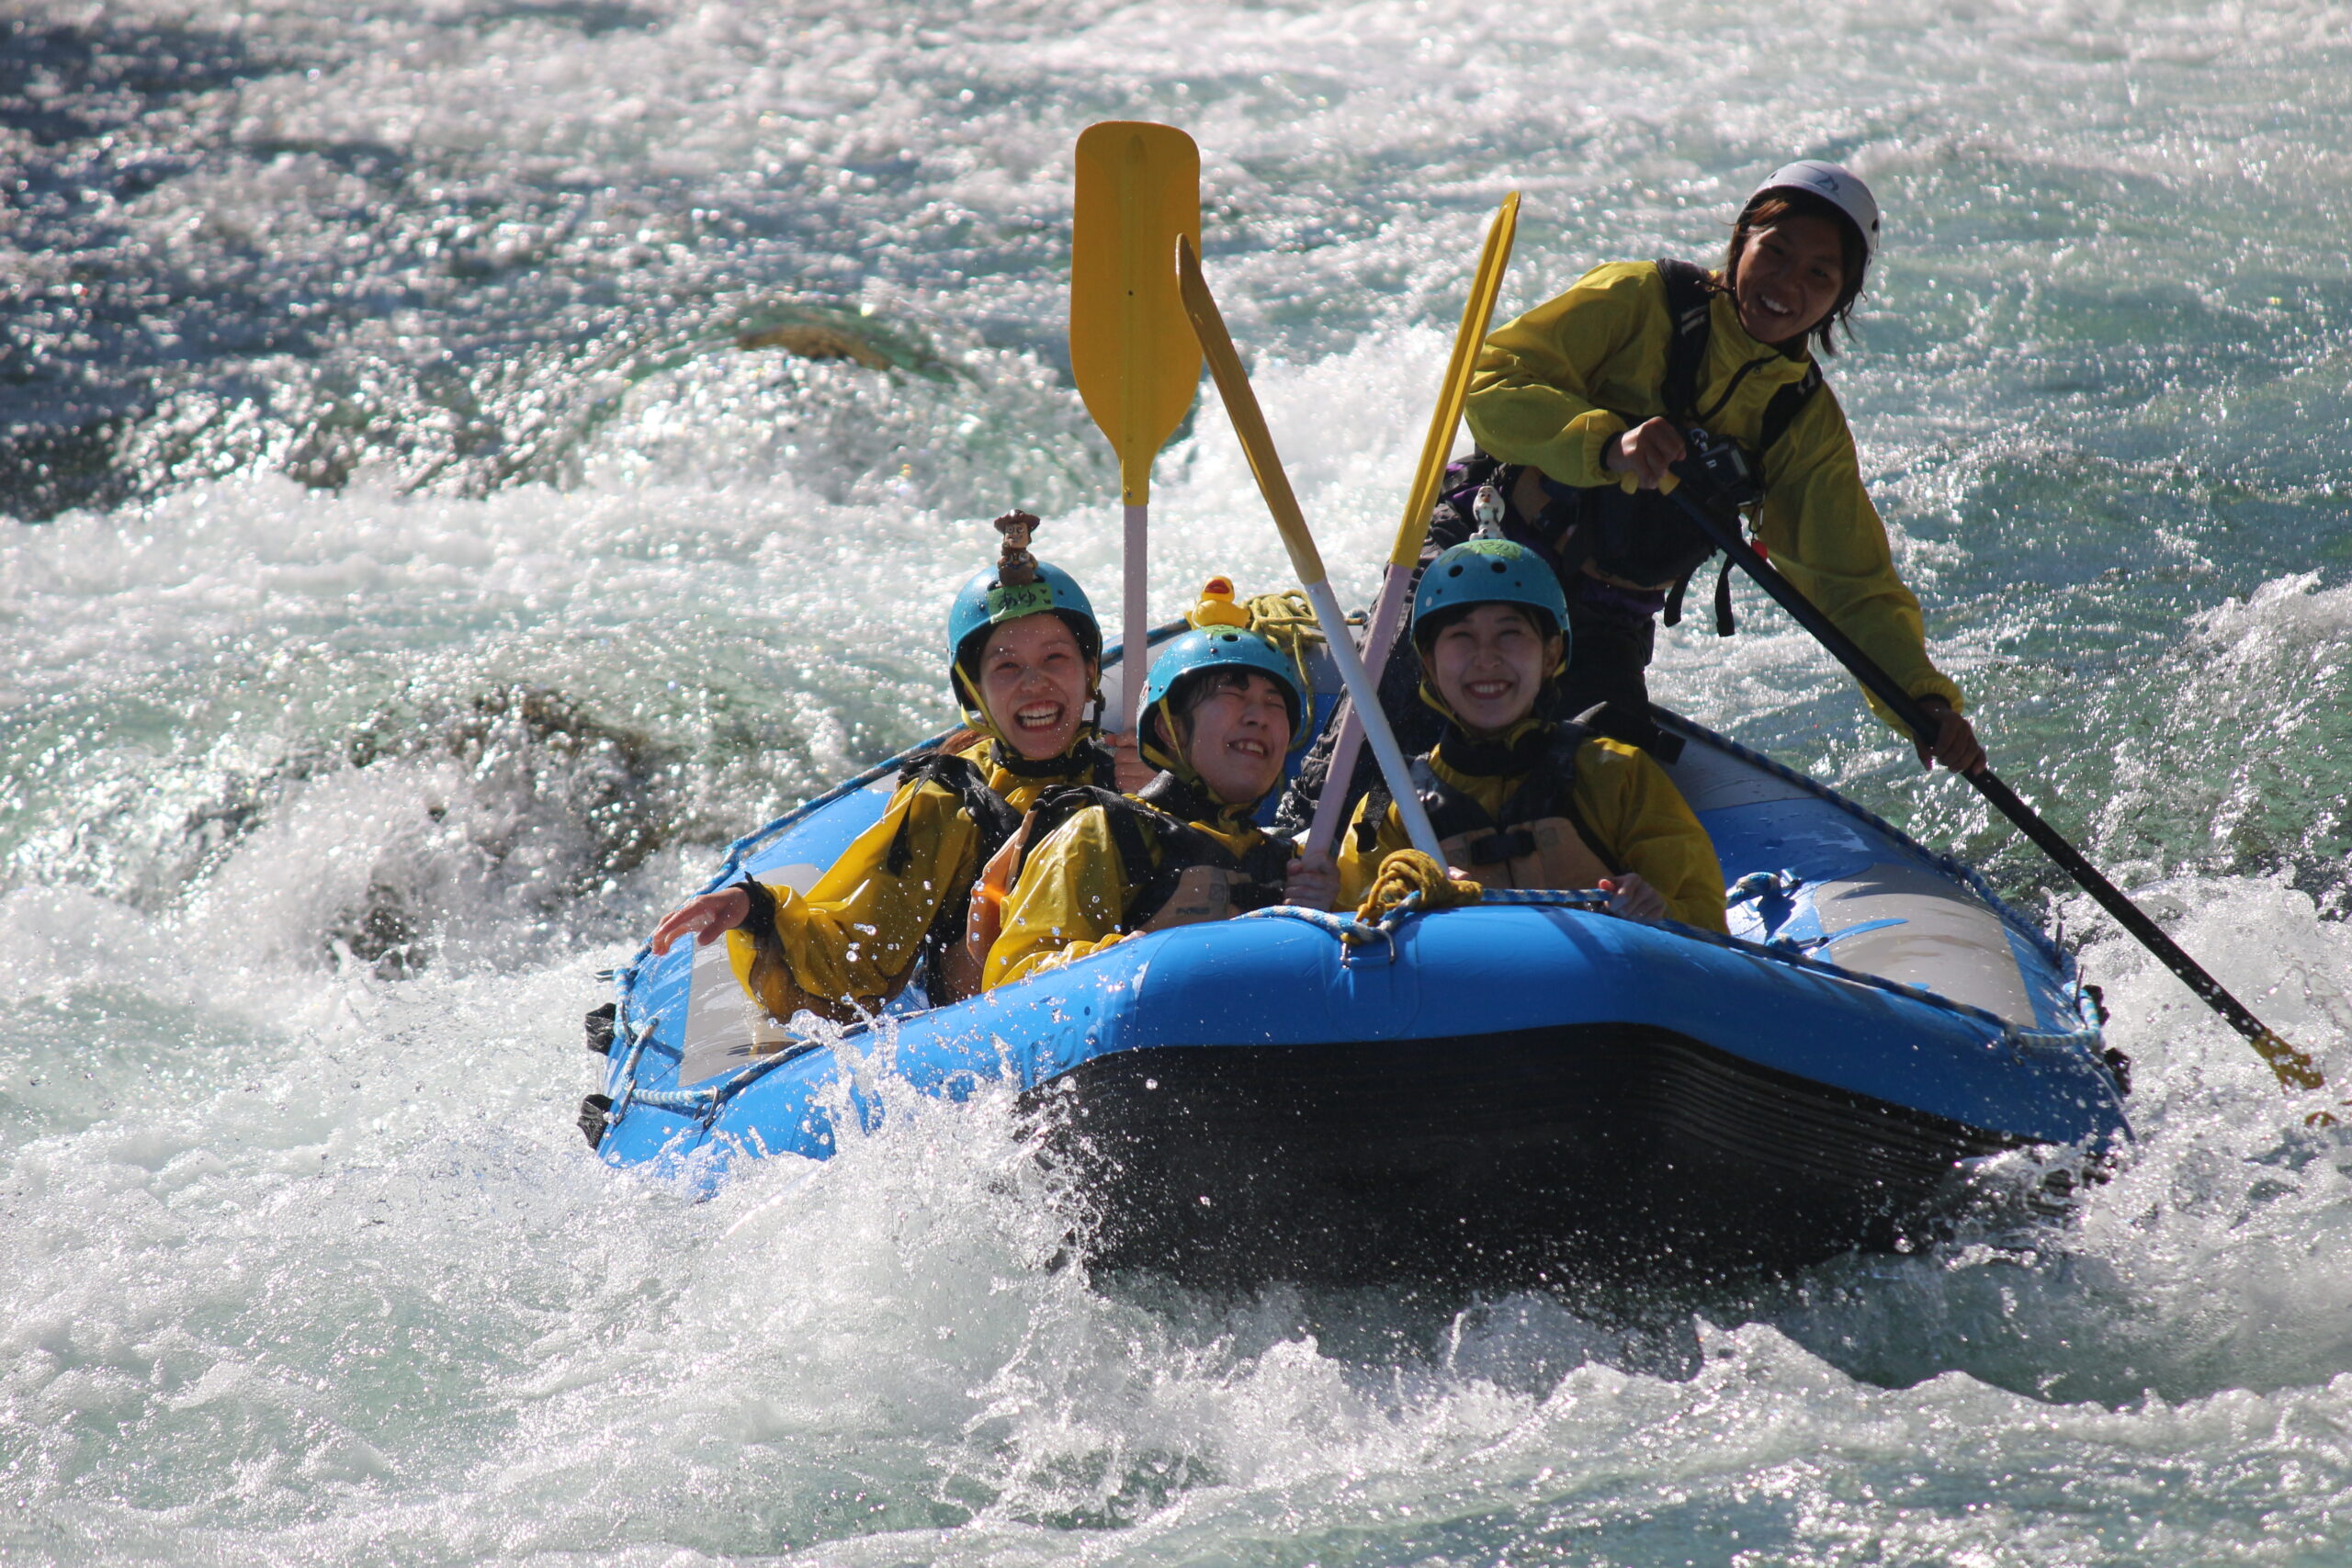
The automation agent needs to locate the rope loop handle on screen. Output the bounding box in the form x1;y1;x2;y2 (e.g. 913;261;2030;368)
1351;849;1482;934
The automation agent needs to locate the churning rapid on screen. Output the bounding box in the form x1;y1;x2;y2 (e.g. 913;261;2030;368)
6;0;2352;1561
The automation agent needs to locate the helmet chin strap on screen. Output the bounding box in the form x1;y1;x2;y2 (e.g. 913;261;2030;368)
1137;698;1185;777
951;668;998;739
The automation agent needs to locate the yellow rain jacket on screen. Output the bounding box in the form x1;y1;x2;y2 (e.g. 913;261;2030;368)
982;777;1292;991
1338;725;1728;932
727;735;1112;1020
1465;260;1963;731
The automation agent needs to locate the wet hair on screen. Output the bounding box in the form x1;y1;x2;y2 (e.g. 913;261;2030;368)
1170;667;1297;734
1723;187;1871;356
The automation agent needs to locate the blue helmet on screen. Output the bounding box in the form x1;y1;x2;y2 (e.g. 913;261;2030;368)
1411;537;1570;657
1138;626;1310;771
946;558;1102;712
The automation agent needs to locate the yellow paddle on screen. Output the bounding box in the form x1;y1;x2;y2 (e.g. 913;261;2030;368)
1071;122;1202;731
1303;194;1521;861
1174;235;1446;865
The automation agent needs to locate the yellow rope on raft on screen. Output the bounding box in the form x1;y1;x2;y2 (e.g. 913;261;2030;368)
1352;849;1481;929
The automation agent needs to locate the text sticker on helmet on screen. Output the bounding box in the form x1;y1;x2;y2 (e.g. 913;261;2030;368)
986;581;1056;623
1461;539;1521;558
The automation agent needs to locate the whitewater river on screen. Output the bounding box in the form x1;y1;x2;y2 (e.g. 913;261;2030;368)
6;1;2352;1561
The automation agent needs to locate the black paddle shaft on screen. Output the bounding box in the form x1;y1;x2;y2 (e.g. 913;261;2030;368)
1660;471;2324;1091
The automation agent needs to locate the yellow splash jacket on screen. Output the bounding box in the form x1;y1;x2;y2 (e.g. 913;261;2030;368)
982;774;1294;991
727;735;1113;1020
1465;260;1963;731
1338;724;1728;932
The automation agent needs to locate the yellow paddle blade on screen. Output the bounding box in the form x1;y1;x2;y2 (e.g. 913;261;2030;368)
1174;233;1326;588
1071;122;1202;506
1389;192;1521;568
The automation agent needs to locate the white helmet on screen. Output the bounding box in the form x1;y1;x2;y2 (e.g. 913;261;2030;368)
1751;160;1879;258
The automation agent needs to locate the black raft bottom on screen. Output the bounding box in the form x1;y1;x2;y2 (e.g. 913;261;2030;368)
1034;1026;2028;1292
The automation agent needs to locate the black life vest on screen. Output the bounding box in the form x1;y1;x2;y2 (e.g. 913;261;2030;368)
1014;772;1295;932
886;739;1116;989
1433;258;1824;635
1357;721;1626;889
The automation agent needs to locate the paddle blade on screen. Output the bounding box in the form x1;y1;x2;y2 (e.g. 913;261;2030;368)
1390;192;1521;569
1071;122;1202;505
2252;1028;2328;1093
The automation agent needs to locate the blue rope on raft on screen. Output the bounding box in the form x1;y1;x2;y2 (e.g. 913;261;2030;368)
1473;886;1614;910
1238;887;2102;1055
603;1025;824;1129
615;886;2103;1133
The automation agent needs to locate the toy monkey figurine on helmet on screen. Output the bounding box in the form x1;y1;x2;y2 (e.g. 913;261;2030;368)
946;511;1105;729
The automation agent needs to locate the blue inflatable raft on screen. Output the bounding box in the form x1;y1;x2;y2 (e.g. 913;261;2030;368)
584;649;2127;1290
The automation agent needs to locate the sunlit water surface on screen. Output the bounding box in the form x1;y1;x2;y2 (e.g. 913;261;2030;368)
6;1;2352;1562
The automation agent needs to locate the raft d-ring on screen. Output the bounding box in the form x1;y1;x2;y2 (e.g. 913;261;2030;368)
1340;921;1397;966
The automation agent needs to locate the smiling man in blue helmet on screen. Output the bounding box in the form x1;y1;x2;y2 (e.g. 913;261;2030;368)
648;512;1133;1017
981;594;1339;990
1455;160;1984;773
1338;536;1726;931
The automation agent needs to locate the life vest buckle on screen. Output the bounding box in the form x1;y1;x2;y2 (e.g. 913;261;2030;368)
1466;828;1539;866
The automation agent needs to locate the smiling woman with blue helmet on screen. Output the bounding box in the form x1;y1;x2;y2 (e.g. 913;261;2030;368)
979;585;1339;991
1453;159;1983;774
648;513;1133;1015
1338;536;1726;931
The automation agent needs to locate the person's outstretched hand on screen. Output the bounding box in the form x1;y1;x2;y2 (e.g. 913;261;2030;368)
649;886;751;956
1913;696;1985;775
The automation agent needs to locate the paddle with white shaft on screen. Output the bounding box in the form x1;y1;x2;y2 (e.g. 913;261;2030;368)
1071;122;1202;734
1303;193;1520;863
1173;234;1445;865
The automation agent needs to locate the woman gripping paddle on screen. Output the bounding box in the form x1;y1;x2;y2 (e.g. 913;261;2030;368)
1459;160;1983;773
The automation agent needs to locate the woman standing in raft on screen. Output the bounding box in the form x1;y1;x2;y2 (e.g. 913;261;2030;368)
1457;160;1984;771
980;608;1340;991
649;513;1137;1016
1340;536;1727;931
